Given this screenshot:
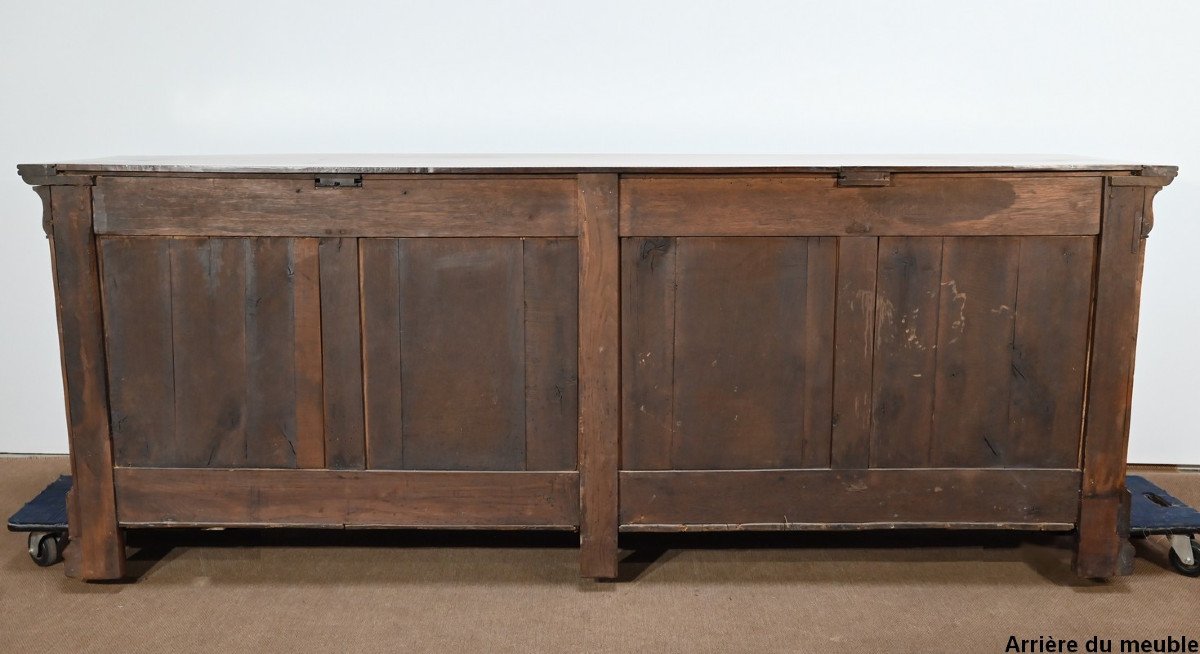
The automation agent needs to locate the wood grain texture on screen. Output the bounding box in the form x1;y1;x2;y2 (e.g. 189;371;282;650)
621;175;1102;236
522;238;579;471
830;237;879;468
620;469;1081;527
577;174;620;579
244;238;301;466
319;237;365;469
94;176;578;237
670;237;835;469
1075;182;1154;578
621;237;677;470
99;238;174;467
930;237;1021;467
115;468;579;528
360;238;404;469
291;239;325;468
397;238;526;470
870;237;943;467
48;186;126;580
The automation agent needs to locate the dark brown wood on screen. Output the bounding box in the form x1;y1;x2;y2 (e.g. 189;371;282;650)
621;175;1102;237
319;237;365;469
522;238;579;471
830;237;879;468
670;237;835;469
620;469;1081;527
397;238;526;470
47;186;126;580
870;237;942;467
22;158;1174;582
621;237;677;470
1074;180;1160;577
115;468;580;528
99;238;175;467
292;238;325;468
93;177;578;237
577;173;620;579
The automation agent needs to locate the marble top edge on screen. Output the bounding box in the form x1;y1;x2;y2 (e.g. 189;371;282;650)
25;154;1164;174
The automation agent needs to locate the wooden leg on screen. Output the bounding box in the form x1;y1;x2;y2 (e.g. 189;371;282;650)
1074;491;1134;579
577;174;620;580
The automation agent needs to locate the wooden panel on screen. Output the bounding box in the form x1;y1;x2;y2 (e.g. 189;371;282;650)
360;239;404;469
94;176;578;237
870;237;943;467
830;237;878;468
930;237;1021;467
244;239;301;466
170;238;249;467
522;238;579;470
398;238;526;470
48;185;126;580
291;239;325;468
577;173;620;579
621;175;1101;236
319;237;365;469
1008;237;1094;467
671;237;835;469
621;237;677;470
115;468;579;528
620;469;1081;527
99;238;174;467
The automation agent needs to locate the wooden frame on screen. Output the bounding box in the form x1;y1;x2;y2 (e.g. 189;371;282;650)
21;157;1175;582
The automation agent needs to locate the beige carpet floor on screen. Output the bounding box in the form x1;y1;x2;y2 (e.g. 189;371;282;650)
0;456;1196;653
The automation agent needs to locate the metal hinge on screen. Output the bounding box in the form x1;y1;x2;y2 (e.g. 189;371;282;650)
315;175;362;188
837;170;891;187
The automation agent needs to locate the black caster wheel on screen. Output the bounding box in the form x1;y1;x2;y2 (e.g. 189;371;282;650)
1168;538;1200;577
27;531;64;567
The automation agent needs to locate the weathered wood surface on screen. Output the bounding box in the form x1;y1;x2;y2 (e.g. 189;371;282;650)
577;174;620;579
115;468;579;527
621;175;1102;236
1074;180;1162;578
93;177;579;237
319;237;365;469
620;469;1082;527
830;237;879;469
48;186;126;580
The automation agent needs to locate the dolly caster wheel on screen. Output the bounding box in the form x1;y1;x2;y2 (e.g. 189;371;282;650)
1167;535;1200;577
27;531;64;567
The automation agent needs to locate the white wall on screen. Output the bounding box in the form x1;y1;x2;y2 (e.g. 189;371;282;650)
1;0;1196;463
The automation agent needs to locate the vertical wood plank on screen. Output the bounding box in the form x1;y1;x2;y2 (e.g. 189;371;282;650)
99;238;174;467
171;238;248;467
292;238;325;468
930;237;1020;467
1009;236;1095;468
398;238;526;470
244;238;298;467
524;238;579;471
319;237;365;469
361;238;404;469
671;237;812;469
578;173;620;579
801;237;837;467
620;236;676;471
48;185;126;579
871;237;942;468
830;237;878;469
1076;182;1154;577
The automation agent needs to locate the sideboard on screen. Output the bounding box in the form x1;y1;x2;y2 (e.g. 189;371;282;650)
18;155;1176;581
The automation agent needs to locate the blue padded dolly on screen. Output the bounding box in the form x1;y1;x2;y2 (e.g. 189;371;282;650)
6;475;71;567
1128;474;1200;576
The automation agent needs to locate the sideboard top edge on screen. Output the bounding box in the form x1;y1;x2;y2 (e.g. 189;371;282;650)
16;154;1172;180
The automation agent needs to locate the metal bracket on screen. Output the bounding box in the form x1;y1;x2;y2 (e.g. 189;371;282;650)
837;170;891;187
1170;534;1195;566
315;175;362;188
